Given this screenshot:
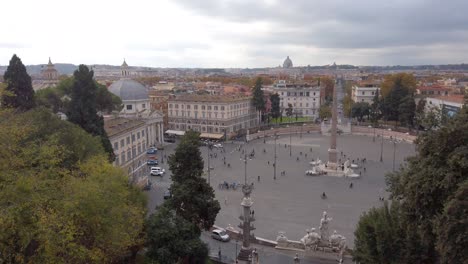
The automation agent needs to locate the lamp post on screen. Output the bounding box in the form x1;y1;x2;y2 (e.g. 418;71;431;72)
380;128;384;162
207;143;212;185
289;125;292;157
392;139;398;172
274;132;277;180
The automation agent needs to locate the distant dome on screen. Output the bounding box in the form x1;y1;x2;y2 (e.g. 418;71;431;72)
283;56;293;68
108;79;148;101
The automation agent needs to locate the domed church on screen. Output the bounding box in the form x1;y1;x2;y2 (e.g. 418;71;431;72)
105;60;165;184
283;56;293;68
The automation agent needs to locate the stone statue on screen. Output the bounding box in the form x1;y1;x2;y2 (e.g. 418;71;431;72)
329;230;347;264
344;159;350;169
319;211;332;240
300;228;321;250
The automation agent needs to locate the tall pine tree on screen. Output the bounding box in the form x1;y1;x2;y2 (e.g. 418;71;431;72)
252;77;265;123
270;93;280;119
67;65;114;161
1;54;35;111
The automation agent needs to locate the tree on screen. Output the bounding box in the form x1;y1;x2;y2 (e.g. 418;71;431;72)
252;77;266;123
1;54;35;110
321;76;334;103
434;181;468;264
398;94;416;128
414;98;426;131
0;108;146;263
351;102;371;122
354;106;468;263
380;73;416;122
270;93;280;120
353;202;404;264
319;105;331;120
167;130;220;230
285;103;293;118
67;65;115;161
370;90;381;126
145;205;209;264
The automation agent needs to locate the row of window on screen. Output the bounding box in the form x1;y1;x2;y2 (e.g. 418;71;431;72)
113;129;146;151
281;102;317;108
169;102;250;110
282;97;317;101
169;110;250;119
281;91;317;97
114;140;147;166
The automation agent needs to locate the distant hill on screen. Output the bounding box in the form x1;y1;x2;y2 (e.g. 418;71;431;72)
0;63;78;76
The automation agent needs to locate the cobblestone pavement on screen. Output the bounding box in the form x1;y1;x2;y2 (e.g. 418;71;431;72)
203;134;415;248
146;133;416;249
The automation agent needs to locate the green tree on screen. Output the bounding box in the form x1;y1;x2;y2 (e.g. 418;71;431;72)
414;98;426;131
434;180;468;264
351;102;371;122
145;205;209;264
370;90;381;126
321;76;335;103
0;108;146;264
380;73;416;122
319;105;331;120
286;103;293;118
167;130;220;230
252;77;266;123
353;202;404;264
398;94;416;128
67;65;115;161
35;87;63;113
270;93;280;120
1;54;35;111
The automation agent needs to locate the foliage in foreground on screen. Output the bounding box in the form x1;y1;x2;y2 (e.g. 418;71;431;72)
146;130;219;263
354;106;468;264
0;109;146;263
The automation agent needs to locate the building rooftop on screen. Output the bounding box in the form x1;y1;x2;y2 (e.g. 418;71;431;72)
109;78;148;101
104;117;146;138
431;95;465;104
170;94;252;103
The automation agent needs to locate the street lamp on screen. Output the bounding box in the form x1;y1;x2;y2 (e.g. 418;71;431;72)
380;128;384;162
274;132;278;180
392;138;399;172
289;125;292;157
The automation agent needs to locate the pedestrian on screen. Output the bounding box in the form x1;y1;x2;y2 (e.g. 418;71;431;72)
252;210;255;217
300;151;303;155
258;175;260;182
305;153;308;158
268;161;270;165
364;167;366;172
218;247;221;260
297;157;299;161
349;182;353;188
310;147;313;152
224;197;227;205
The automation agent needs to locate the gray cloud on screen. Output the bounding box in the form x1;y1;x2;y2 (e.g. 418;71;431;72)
173;0;468;64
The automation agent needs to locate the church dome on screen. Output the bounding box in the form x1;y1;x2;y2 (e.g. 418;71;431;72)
108;79;148;101
283;56;293;68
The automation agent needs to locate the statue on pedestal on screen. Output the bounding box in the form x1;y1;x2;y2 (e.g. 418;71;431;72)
319;211;332;240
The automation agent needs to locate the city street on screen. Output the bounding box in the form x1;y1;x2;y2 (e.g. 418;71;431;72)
146;132;416;250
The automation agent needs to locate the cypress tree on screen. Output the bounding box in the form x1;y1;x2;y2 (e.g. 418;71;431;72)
252;77;265;123
1;54;35;110
67;65;115;161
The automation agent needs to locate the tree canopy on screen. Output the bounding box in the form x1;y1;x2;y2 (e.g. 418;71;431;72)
379;73;416;122
0;108;146;264
354;106;468;264
351;102;371;122
270;93;280;119
252;77;266;112
167;130;220;230
67;65;115;161
1;54;35;111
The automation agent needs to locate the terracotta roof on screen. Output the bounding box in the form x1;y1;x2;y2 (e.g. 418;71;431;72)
104;117;146;138
417;85;451;91
432;95;464;104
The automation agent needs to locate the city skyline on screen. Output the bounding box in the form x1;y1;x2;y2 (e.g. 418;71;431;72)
1;0;468;68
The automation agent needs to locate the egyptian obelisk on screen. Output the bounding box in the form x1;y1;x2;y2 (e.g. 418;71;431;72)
327;77;338;169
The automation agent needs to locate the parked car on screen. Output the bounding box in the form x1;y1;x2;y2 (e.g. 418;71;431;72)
164;137;176;143
211;229;230;242
147;159;158;166
163;189;171;199
213;143;223;148
147;148;157;154
150;167;165;176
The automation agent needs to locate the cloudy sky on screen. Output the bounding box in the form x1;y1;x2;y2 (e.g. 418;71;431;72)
1;0;467;68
